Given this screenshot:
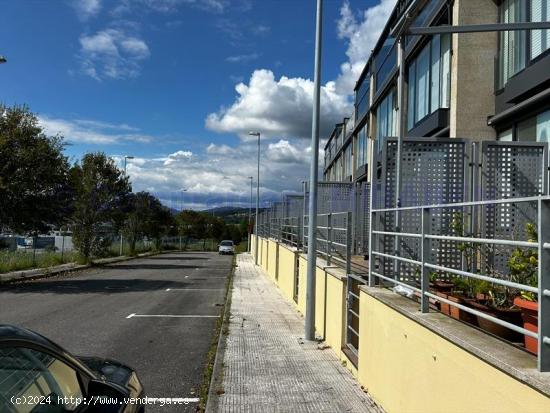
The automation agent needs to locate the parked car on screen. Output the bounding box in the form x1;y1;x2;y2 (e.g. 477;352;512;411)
0;325;144;412
218;240;235;255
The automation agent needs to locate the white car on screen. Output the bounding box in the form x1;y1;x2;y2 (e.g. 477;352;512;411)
218;240;235;255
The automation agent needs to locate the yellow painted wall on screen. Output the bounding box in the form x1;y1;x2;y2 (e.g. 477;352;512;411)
278;245;297;302
358;291;550;413
261;238;269;271
324;273;346;359
250;236;257;261
267;240;278;280
297;255;307;315
314;267;326;339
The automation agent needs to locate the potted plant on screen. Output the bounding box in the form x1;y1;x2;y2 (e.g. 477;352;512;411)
509;223;539;354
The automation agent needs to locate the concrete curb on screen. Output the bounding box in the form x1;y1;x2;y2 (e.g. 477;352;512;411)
205;254;236;413
0;250;165;284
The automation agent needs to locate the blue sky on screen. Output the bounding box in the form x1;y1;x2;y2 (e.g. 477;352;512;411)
0;0;395;210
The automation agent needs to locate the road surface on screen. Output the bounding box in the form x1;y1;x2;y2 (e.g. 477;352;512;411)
0;251;233;412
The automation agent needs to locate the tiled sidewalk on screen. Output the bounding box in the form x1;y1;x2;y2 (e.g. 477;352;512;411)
210;253;382;413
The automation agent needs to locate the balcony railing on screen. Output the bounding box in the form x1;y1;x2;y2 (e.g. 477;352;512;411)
369;195;550;372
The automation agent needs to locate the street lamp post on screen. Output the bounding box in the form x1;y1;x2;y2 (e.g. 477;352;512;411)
248;176;253;252
249;132;261;265
305;0;323;341
123;155;134;175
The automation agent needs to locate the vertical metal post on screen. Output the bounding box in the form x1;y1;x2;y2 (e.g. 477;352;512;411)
538;198;550;371
346;211;352;275
120;233;123;256
302;181;308;248
393;35;406;281
61;235;65;262
368;164;375;286
179;236;182;251
327;213;332;265
255;134;261;265
32;236;36;266
421;207;430;313
305;0;323;341
249;177;253;253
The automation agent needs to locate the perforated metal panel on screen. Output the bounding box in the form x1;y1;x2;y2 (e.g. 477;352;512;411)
354;182;370;256
304;182;355;214
481;141;548;274
377;138;468;281
283;195;304;219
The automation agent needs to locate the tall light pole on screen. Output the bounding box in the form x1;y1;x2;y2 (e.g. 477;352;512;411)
124;155;134;175
180;188;188;211
249;132;261;265
248;176;253;252
305;0;323;341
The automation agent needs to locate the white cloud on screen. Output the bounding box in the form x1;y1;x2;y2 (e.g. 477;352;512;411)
205;69;350;139
206;0;395;139
335;0;396;94
40;116;153;144
78;28;150;80
163;150;193;166
225;53;260;63
73;0;101;20
113;0;227;15
122;139;312;209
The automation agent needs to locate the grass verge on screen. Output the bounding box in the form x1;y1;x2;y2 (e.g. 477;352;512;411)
0;250;80;274
197;254;235;411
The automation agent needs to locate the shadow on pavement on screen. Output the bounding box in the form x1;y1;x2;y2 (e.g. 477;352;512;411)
0;278;190;294
143;256;209;261
107;264;201;270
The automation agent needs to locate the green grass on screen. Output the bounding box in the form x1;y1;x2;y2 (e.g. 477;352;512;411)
234;241;248;254
0;250;80;274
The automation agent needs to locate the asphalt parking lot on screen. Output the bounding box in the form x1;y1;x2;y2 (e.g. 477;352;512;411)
0;251;233;412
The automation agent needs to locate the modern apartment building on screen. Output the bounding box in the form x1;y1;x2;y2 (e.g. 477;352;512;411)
324;0;550;183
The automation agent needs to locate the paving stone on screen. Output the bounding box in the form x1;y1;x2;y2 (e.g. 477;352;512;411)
214;253;383;413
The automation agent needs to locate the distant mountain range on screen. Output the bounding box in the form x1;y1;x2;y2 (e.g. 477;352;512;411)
170;206;265;224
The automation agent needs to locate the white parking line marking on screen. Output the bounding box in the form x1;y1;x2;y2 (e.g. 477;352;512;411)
165;288;224;291
126;314;218;319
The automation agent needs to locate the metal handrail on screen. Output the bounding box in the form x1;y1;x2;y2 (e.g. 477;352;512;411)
303;211;352;272
368;196;550;372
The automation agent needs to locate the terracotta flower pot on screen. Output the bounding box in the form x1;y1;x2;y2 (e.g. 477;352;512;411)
432;280;454;293
436;293;478;326
469;301;523;342
514;297;538;355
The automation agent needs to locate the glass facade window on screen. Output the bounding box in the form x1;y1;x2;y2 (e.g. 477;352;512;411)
356;74;370;122
498;128;513;141
497;110;550;146
407;34;451;130
355;124;368;169
343;144;353;178
532;0;550;59
500;0;527;87
374;37;397;94
406;0;443;46
376;89;397;153
499;0;549;88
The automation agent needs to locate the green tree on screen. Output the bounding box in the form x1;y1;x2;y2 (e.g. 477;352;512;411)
124;191;175;254
70;153;130;261
0;105;71;233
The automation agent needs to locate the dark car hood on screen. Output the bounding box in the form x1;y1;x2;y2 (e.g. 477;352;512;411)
77;356;134;386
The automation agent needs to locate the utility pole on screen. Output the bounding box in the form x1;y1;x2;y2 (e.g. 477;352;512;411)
249;132;261;265
248;176;253;252
305;0;323;341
